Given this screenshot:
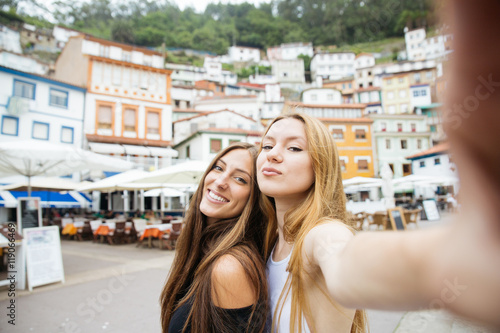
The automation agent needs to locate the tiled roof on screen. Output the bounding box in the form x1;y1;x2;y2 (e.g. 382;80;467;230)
406;142;450;159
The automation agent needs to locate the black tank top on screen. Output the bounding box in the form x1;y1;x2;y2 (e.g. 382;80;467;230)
168;298;259;333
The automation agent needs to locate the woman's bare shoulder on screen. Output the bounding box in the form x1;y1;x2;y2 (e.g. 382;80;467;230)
211;254;256;309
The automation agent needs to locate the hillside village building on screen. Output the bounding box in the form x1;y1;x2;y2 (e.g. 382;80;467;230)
310;52;356;81
266;42;313;61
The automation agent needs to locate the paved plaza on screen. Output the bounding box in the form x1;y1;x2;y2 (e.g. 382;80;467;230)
0;215;493;333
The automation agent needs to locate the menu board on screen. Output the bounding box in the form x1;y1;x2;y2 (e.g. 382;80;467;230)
423;200;441;221
17;197;42;232
23;226;65;291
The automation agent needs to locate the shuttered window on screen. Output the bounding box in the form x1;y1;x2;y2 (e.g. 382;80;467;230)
357;159;368;170
210;139;222;153
332;129;344;140
355;129;366;139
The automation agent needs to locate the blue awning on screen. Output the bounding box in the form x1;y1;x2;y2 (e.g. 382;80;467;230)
0;191;91;208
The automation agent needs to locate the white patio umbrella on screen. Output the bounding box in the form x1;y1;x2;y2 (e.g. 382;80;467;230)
342;176;384;187
0;140;134;196
76;169;157;192
130;160;210;185
143;187;185;197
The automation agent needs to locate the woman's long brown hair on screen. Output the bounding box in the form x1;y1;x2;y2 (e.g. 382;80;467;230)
160;142;268;333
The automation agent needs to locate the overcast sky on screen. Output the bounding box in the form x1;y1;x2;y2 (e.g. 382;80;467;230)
27;0;272;17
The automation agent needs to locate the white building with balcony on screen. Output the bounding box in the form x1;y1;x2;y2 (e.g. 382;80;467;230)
369;113;431;178
0;25;22;54
404;27;426;61
172;109;261;145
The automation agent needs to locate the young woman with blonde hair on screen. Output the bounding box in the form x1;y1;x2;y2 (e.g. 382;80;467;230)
258;113;367;333
258;1;500;328
160;142;268;333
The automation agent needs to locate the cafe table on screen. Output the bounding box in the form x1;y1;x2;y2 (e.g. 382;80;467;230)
138;224;172;248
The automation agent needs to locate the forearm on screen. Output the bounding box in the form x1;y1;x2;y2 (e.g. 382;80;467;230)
320;227;448;311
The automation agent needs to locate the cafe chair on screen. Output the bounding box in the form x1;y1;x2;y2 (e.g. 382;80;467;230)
106;221;125;245
404;209;421;229
160;221;183;250
90;220;102;242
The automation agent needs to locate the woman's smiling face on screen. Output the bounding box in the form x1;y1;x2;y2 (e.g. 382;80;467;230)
257;118;315;203
200;148;253;224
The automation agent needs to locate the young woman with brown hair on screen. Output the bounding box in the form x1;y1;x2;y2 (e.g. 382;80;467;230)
160;142;268;333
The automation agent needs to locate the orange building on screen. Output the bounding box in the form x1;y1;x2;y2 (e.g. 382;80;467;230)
53;35;177;169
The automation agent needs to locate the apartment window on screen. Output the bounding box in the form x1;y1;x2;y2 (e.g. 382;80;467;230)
13;79;35;99
399;89;407;98
388;91;394;100
426;71;433;79
32;121;49;140
398;77;404;83
381;122;387;132
1;115;18;136
348;83;352;89
417;139;422;149
413;90;420;97
401;104;409;113
397;123;403;132
420;89;427;96
357;159;369;171
327;94;333;101
340;160;346;172
385;139;391;149
387;79;392;85
430;125;437;133
49;88;68;108
332;128;344;140
123;107;137;133
122;51;131;62
414;73;421;83
411;123;416;132
434;158;441;165
401;139;408;149
355;129;366;140
403;163;412;176
146;110;160;136
210;138;222;153
61;126;74;144
342;84;346;89
99;45;109;58
388;105;396;114
97;104;113;131
420;161;425;168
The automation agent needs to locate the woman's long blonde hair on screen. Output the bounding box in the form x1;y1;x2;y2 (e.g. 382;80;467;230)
261;112;367;333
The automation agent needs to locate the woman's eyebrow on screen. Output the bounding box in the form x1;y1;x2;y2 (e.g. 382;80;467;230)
235;168;251;178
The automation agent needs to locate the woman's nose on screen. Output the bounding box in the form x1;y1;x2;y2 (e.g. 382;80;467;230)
267;147;283;163
214;173;229;189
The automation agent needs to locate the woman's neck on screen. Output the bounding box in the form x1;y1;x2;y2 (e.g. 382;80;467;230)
273;200;295;261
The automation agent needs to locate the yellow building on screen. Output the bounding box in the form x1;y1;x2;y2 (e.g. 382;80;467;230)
322;118;375;179
284;103;375;179
381;73;412;114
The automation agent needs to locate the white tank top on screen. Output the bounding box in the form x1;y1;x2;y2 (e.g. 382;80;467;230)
266;244;311;333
